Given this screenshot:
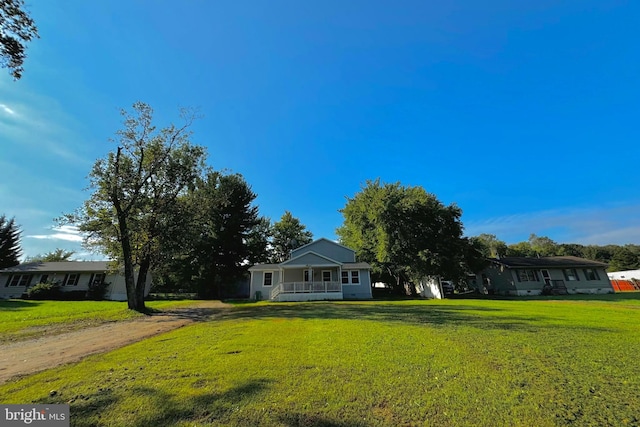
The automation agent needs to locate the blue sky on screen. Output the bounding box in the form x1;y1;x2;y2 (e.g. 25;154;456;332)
2;0;639;259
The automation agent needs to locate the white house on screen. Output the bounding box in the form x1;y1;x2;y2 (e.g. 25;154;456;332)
249;238;373;301
0;261;152;301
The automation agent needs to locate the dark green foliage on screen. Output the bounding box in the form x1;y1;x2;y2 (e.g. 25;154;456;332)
337;179;477;293
86;280;109;300
0;214;21;269
25;282;61;300
269;211;313;263
25;249;75;262
469;234;508;258
0;0;39;79
61;102;207;311
185;172;266;298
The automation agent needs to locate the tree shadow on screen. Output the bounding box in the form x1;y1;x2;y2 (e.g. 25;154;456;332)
0;300;42;310
277;412;368;427
36;379;272;427
453;292;640;302
145;306;227;322
220;301;617;333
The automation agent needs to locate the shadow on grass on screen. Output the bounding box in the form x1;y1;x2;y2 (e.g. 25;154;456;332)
145;306;227;322
450;292;640;302
277;412;368;427
39;379;272;427
0;300;42;310
220;301;617;333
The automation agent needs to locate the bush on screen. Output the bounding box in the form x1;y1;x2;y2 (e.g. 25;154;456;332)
87;281;109;300
25;282;62;300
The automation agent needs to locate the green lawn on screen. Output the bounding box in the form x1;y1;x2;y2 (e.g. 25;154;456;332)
0;299;198;343
1;296;640;426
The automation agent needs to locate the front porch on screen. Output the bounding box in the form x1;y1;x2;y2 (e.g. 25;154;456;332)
270;281;343;301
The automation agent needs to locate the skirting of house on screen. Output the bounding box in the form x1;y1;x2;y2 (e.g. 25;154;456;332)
274;292;344;302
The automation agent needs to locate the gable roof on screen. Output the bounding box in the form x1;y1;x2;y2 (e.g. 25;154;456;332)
281;251;342;266
290;238;355;255
489;256;608;269
0;261;112;273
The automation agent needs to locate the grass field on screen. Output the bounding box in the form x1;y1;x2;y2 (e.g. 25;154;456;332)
0;299;197;343
1;295;639;426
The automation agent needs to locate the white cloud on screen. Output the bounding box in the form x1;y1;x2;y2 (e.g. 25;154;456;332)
0;103;16;116
27;225;84;242
464;203;640;245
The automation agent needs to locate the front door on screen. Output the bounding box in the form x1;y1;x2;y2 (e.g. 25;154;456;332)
541;269;551;286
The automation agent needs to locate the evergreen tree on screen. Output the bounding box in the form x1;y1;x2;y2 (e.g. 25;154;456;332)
0;215;21;268
270;211;313;263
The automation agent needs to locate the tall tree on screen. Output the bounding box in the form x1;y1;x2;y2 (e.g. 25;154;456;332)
469;234;508;258
337;179;471;293
1;0;39;79
270;211;313;263
62;102;206;311
0;215;21;268
187;172;266;298
25;248;75;262
609;246;640;272
528;234;562;256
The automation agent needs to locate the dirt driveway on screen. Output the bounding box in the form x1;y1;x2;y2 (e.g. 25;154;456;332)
0;301;230;384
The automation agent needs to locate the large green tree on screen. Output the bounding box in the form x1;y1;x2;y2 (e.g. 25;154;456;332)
62;102;206;311
185;172;267;298
469;234;508;258
1;0;39;79
269;211;313;263
0;214;21;268
337;179;474;293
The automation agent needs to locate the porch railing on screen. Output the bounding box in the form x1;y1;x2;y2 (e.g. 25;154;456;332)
270;281;342;300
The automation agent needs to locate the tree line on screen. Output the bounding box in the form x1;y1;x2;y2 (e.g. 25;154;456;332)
470;233;640;272
56;103;314;310
2;102;638;310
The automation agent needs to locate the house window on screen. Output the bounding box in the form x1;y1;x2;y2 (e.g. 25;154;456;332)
583;269;599;281
516;269;539;282
7;274;32;287
263;272;273;287
342;270;360;285
351;271;360;284
40;274;49;284
322;271;331;282
90;273;105;286
64;274;79;286
563;269;579;281
303;270;310;282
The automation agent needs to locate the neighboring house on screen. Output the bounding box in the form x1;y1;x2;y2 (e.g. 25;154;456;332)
0;261;152;301
249;238;373;301
473;256;613;296
415;276;445;299
607;270;640;292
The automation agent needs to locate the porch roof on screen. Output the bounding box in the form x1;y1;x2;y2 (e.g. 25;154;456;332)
248;264;280;271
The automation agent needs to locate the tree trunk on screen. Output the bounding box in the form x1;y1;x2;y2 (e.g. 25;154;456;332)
135;256;150;311
117;212;139;311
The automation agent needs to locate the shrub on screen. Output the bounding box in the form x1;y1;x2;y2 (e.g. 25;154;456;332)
86;281;109;300
25;282;62;300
